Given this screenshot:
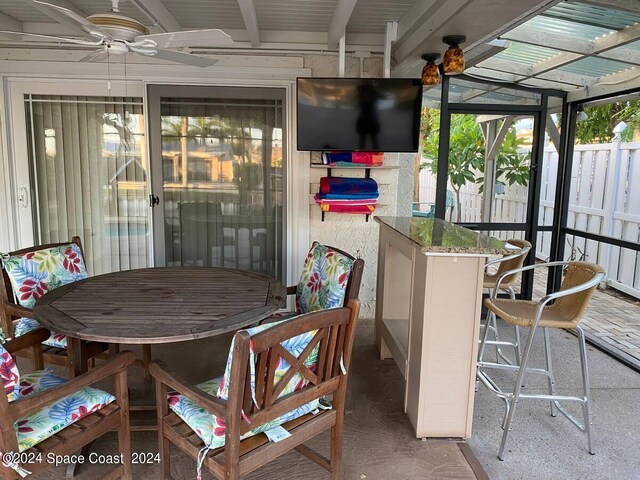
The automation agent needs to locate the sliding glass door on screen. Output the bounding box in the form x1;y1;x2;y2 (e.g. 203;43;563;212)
23;94;150;275
147;85;286;280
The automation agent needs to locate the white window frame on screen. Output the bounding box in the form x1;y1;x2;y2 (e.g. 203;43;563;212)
5;79;145;250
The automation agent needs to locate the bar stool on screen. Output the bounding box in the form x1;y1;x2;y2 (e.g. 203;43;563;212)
482;239;531;365
477;261;605;460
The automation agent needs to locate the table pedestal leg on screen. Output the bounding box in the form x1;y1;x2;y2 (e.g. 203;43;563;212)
70;337;89;377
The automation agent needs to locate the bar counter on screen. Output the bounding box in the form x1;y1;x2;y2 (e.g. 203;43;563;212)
373;216;512;439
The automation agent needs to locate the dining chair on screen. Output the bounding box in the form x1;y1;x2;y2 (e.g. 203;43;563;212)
263;242;364;323
0;237;111;377
481;239;532;365
477;261;605;460
0;327;135;479
151;299;360;480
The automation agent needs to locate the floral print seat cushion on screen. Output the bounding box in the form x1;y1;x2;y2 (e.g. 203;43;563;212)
1;342;20;402
12;317;67;349
18;370;66;398
168;318;324;452
0;343;115;452
1;242;87;348
167;377;320;451
295;242;354;314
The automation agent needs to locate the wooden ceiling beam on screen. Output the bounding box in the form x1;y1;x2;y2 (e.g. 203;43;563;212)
393;0;471;65
327;0;359;50
237;0;260;48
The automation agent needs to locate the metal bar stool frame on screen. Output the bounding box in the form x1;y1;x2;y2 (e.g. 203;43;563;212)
477;261;606;460
482;240;532;366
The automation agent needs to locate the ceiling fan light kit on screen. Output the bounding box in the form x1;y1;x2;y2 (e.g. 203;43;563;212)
0;0;232;67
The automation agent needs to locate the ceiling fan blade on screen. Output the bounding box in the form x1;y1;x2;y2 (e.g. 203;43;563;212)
79;49;109;62
33;0;110;40
0;30;103;46
135;29;233;48
137;48;218;67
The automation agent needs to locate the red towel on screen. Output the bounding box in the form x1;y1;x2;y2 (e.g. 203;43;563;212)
319;204;377;213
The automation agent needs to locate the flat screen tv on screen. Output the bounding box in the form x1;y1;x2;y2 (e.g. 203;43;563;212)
297;77;422;153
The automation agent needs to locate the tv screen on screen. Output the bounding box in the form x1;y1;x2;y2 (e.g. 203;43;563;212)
297;77;422;153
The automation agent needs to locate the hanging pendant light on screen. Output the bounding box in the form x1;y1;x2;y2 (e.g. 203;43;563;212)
421;53;441;86
442;35;466;75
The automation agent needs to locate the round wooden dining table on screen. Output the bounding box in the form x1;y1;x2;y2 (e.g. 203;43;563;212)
33;267;287;377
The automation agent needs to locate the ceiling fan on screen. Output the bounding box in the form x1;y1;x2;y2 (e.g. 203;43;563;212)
0;0;233;67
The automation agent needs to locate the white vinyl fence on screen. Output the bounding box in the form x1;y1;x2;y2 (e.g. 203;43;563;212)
418;141;640;299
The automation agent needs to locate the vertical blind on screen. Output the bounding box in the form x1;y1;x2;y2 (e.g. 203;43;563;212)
25;95;149;275
159;96;284;279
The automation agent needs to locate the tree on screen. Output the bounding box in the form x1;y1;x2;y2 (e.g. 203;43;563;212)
574;99;640;143
490;128;530;191
421;113;484;220
420;112;530;221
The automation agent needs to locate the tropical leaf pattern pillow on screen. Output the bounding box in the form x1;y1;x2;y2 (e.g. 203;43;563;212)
0;343;115;452
168;318;324;450
295;242;353;314
16;385;115;452
1;242;87;348
168;376;319;450
19;370;67;398
12;317;67;349
0;343;20;402
1;243;87;309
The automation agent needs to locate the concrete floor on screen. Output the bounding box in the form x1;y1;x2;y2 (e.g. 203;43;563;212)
471;321;640;480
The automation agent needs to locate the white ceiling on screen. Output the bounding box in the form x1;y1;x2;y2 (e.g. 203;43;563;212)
0;0;557;67
2;0;637;101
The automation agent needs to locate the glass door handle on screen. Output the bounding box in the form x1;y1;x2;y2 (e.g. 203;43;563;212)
149;194;160;207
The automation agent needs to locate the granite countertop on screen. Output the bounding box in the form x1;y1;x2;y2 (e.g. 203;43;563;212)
374;216;516;255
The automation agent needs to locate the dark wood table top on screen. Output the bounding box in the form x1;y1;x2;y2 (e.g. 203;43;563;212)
33;267;286;344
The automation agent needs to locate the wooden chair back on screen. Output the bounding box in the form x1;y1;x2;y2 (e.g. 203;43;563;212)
237;301;358;431
227;299;359;477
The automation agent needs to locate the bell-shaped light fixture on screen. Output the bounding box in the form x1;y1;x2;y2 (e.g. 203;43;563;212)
442;35;466;75
421;53;441;86
576;104;588;122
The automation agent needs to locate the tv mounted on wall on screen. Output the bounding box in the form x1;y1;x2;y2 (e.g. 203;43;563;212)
296;77;422;153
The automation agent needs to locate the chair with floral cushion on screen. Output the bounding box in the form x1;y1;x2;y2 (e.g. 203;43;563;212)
0;327;135;479
263;242;364;323
0;237;110;376
151;299;360;480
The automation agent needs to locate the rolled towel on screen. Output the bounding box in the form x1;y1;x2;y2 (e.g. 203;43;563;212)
322;152;384;166
319;176;379;195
